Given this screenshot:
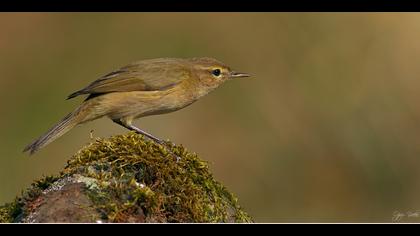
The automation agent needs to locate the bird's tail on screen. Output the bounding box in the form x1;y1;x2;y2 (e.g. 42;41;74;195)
23;104;88;155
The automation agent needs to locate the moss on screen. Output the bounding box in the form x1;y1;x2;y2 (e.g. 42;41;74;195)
0;175;59;223
1;132;252;223
0;201;21;223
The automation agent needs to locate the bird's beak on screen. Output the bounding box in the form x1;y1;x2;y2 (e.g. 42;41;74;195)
230;71;251;79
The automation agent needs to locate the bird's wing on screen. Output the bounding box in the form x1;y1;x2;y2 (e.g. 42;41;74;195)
67;59;191;99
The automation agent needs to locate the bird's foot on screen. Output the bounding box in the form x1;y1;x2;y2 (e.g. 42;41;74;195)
155;139;181;162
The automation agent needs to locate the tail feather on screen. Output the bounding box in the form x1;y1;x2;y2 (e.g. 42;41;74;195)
23;108;84;155
67;90;86;100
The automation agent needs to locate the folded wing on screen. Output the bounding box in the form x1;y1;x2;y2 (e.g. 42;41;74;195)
67;58;190;100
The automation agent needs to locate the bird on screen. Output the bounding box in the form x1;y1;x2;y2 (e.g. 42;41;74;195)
23;57;250;155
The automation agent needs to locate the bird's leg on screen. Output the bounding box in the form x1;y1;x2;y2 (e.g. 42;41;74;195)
113;119;181;161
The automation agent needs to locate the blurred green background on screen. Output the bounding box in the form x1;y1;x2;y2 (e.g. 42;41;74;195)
1;13;420;223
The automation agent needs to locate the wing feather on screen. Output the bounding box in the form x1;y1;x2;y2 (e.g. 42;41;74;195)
67;58;190;99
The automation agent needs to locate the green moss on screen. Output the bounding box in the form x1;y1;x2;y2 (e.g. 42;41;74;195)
0;201;20;223
1;132;252;223
0;175;60;223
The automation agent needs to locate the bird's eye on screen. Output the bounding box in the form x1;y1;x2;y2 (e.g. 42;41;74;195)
212;69;221;77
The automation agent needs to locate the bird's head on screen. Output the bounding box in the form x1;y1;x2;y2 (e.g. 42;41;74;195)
188;57;250;89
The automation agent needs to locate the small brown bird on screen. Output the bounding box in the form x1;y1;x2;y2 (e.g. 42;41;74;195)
23;57;250;155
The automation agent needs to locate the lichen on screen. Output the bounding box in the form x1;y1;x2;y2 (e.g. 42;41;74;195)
1;132;252;223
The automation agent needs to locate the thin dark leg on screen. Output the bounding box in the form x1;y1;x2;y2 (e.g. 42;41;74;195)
113;119;181;161
128;124;164;144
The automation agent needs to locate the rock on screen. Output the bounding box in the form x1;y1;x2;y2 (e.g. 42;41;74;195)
0;132;252;223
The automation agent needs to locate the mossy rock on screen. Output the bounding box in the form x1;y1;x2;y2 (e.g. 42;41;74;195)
0;132;252;223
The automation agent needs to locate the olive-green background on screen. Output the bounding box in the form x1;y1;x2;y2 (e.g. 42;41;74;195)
1;13;419;223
